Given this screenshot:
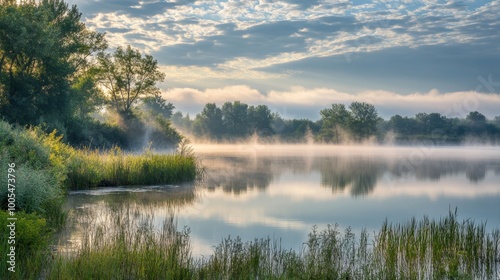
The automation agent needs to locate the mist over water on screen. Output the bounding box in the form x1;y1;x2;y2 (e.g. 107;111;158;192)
58;144;500;256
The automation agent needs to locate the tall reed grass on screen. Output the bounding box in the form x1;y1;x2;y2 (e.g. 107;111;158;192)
48;208;500;279
66;144;198;190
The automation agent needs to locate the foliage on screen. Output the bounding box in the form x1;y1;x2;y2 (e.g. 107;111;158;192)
0;211;52;279
0;0;106;128
318;102;378;142
142;94;175;119
96;45;165;118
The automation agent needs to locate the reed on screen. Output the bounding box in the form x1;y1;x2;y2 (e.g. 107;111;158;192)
47;209;500;279
66;140;200;190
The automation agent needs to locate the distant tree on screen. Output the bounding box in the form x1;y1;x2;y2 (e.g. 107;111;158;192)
318;103;350;143
193;103;224;138
248;105;273;136
388;115;416;135
222;101;249;137
97;45;165;118
466;111;486;123
171;111;193;131
347;102;379;141
463;111;489;137
142;94;175;118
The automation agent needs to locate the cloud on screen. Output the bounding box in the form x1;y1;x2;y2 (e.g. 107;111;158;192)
68;0;500;95
162;86;500;120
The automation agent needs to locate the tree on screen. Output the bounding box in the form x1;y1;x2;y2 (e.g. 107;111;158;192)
142;94;175;118
466;111;486;123
97;45;165;117
222;101;249;137
347;102;379;141
248;105;273;136
194;103;224;138
464;111;488;136
318;103;350;143
0;0;106;127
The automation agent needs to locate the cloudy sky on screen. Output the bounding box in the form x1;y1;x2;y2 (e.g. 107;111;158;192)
67;0;500;119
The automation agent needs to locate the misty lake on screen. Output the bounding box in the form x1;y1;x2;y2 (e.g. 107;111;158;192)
57;145;500;256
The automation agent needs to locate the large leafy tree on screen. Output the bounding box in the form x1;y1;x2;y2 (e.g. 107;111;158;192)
97;45;165;117
0;0;106;127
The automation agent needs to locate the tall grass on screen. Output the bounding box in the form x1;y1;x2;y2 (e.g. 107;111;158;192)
66;145;198;190
48;209;500;279
49;204;194;279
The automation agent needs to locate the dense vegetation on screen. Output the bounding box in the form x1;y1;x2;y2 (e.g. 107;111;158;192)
0;0;180;149
48;207;500;279
172;101;500;144
0;119;198;278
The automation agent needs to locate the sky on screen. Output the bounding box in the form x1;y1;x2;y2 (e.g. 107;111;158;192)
67;0;500;120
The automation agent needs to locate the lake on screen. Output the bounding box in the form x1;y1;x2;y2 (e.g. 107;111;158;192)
57;145;500;257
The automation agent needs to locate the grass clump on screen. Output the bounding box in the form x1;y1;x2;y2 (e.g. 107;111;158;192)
66;139;199;190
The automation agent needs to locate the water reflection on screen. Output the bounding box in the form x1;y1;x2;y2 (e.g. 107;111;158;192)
57;185;196;253
58;146;500;257
201;154;500;196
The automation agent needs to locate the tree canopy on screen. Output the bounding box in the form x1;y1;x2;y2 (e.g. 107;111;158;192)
0;0;106;128
96;45;165;118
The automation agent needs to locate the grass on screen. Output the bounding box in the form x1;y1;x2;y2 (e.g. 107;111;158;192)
0;120;200;279
47;208;500;280
66;141;199;190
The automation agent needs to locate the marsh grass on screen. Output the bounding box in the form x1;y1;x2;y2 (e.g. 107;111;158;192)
49;204;194;279
48;208;500;280
66;139;199;190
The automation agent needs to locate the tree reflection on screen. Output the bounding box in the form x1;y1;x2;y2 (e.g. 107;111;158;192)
316;157;382;196
201;156;275;194
466;163;486;183
199;155;497;196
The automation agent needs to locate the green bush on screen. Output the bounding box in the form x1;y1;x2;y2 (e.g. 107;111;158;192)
0;211;51;279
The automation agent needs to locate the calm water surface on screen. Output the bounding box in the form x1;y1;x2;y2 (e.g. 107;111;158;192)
58;145;500;256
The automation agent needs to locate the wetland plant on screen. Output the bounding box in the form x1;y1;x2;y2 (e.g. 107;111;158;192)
48;208;500;279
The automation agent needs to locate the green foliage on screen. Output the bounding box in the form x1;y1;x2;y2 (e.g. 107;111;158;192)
0;0;106;128
190;101;276;140
0;211;52;279
222;101;250;137
348;102;379;141
48;208;194;280
66;144;198;190
319;103;350;143
96;45;166;117
142;94;175;118
318;102;379;142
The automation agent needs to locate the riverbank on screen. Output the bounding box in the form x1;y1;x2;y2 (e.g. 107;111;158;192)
0;120;199;279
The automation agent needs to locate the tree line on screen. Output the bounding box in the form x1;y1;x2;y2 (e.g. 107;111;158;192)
171;101;500;144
